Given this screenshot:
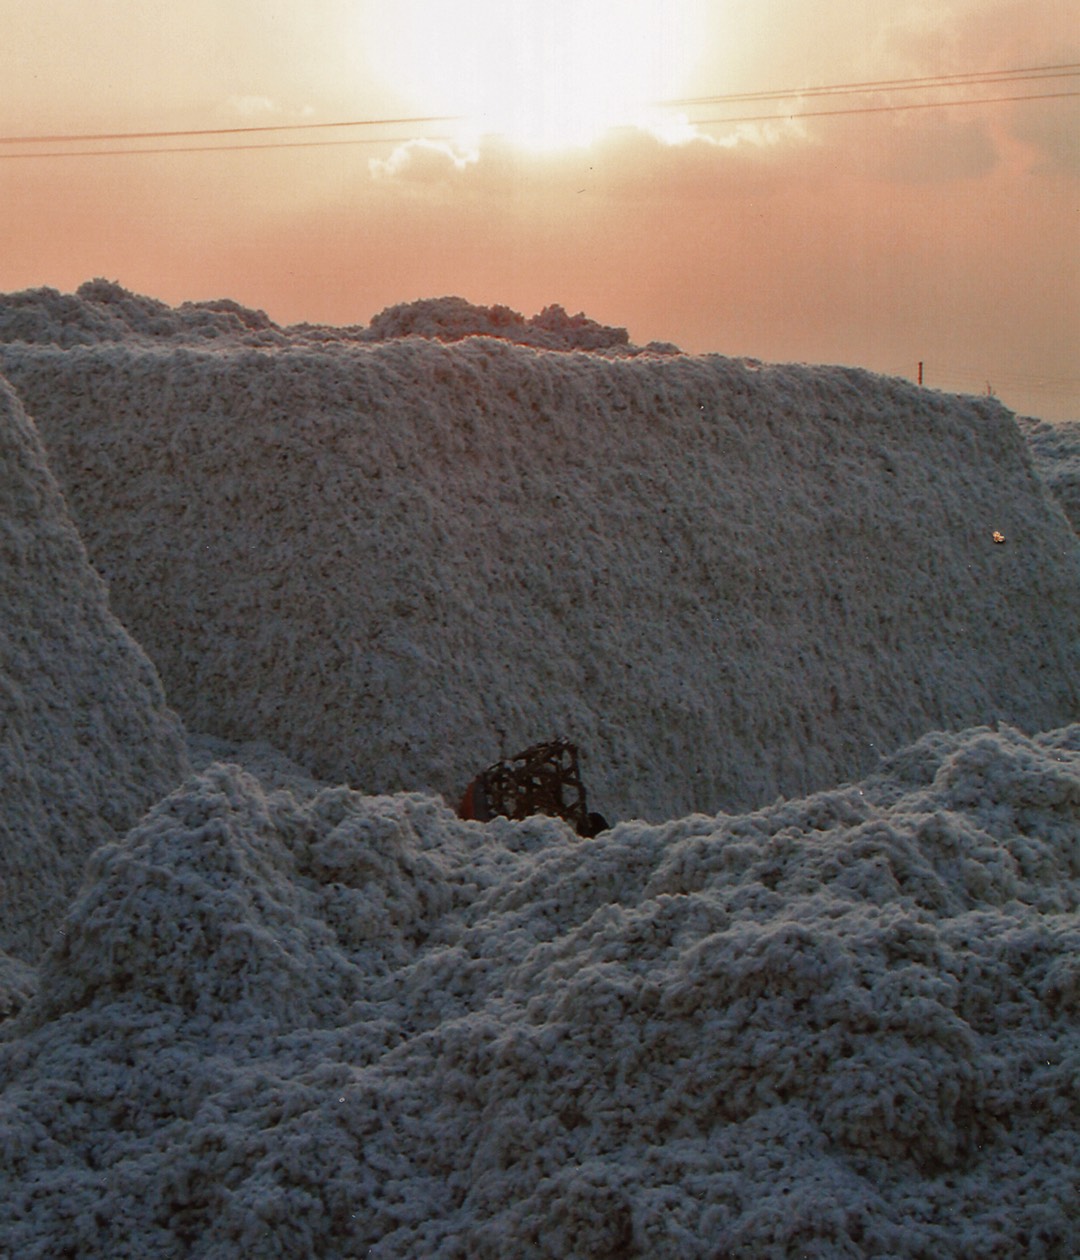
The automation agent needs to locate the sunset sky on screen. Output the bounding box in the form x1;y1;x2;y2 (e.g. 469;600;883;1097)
2;0;1077;419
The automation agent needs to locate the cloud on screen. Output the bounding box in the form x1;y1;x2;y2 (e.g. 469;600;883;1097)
822;109;1000;184
876;0;1080;178
365;95;1003;210
581;126;802;201
369;139;480;184
365;120;811;206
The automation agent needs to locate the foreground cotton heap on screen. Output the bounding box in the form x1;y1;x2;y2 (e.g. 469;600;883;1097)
2;724;1078;1257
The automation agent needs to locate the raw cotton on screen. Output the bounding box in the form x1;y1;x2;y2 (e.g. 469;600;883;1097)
0;279;636;354
0;374;189;963
2;287;1077;822
1017;414;1080;536
1;722;1077;1257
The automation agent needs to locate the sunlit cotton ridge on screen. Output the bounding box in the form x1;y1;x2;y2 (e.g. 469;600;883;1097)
366;0;704;150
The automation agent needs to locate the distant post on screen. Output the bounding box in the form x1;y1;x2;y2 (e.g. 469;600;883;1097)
918;361;923;386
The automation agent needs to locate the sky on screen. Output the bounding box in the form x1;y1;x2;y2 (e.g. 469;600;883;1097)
1;0;1077;420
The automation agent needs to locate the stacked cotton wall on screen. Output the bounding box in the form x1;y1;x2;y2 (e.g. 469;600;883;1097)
1018;414;1080;535
2;329;1077;821
0;375;188;963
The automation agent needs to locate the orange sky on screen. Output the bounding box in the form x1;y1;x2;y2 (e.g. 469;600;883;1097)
2;0;1077;419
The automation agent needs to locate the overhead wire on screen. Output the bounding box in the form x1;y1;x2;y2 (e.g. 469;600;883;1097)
692;87;1080;128
0;115;460;146
680;62;1080;126
2;61;1077;159
0;133;462;161
664;61;1080;107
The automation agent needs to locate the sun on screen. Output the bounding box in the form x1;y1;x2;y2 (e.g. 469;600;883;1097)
366;1;703;151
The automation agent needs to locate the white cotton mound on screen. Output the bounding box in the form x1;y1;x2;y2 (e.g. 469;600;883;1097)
1;723;1077;1258
2;286;1077;822
0;375;189;965
1017;415;1080;536
0;279;635;354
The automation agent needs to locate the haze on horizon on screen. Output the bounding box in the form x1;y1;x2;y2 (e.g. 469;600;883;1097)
2;0;1077;420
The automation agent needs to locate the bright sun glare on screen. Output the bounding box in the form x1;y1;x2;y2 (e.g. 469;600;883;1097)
369;1;703;151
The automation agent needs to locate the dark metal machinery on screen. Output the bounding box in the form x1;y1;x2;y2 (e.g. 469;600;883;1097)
458;738;609;837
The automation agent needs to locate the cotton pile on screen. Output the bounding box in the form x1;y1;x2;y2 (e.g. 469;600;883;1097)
2;723;1077;1257
2;285;1077;822
1017;414;1080;536
0;375;188;966
0;279;635;354
1;283;1078;1258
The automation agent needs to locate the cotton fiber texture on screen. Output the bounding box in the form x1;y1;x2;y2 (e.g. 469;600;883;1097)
1;284;1078;1258
0;374;188;963
2;286;1077;823
2;723;1077;1257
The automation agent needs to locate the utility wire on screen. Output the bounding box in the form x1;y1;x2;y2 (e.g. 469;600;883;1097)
2;61;1077;159
693;87;1080;128
0;115;460;146
665;61;1080;107
0;134;461;160
4;88;1073;160
4;60;1075;145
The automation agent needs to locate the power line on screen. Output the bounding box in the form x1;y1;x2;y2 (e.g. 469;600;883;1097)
0;133;461;161
2;61;1076;160
694;87;1080;128
664;61;1080;107
5;60;1075;146
0;114;460;146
